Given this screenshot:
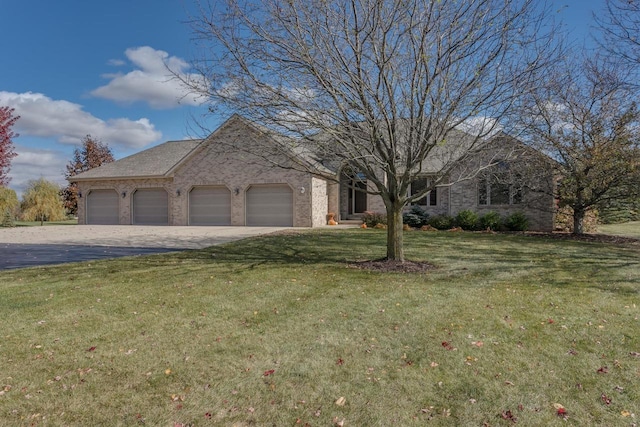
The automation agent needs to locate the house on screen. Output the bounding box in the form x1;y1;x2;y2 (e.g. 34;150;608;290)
71;115;555;230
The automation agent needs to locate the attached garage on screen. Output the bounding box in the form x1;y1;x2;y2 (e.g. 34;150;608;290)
189;186;231;225
246;185;293;226
132;188;169;225
86;189;119;225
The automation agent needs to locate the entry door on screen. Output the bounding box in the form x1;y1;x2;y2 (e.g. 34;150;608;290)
349;178;367;215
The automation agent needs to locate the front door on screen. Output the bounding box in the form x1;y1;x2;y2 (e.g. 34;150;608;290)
348;178;367;215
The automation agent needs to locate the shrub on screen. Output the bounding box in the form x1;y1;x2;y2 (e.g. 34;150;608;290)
504;212;530;231
428;214;454;230
454;210;479;231
402;205;429;228
479;211;502;231
2;208;15;227
362;211;387;228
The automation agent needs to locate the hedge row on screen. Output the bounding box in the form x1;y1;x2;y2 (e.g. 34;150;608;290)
362;206;529;231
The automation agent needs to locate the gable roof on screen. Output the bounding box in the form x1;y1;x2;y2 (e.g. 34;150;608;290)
70;139;202;182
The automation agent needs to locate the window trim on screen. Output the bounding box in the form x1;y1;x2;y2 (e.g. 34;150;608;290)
477;174;523;206
409;176;438;207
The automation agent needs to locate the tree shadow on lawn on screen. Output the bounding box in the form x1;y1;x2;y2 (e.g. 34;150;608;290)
166;230;640;291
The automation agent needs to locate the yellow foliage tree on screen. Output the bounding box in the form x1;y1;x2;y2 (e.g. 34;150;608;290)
0;186;19;226
20;178;66;225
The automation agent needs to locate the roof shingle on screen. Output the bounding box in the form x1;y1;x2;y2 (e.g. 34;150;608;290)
71;139;202;181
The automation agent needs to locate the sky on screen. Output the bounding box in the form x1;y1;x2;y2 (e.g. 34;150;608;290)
0;0;605;197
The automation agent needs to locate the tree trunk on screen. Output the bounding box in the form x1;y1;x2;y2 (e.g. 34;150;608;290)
573;209;585;234
386;203;404;261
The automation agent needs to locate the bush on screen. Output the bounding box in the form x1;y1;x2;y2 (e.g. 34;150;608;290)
1;208;15;227
362;211;387;228
402;205;429;228
479;211;502;231
454;210;479;231
504;212;529;231
428;214;454;230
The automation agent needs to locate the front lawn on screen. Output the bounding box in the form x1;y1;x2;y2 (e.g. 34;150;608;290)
599;221;640;240
0;230;638;426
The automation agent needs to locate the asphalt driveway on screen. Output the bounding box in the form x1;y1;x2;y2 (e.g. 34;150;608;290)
0;225;288;270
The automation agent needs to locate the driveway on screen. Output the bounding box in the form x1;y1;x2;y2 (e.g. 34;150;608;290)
0;225;288;270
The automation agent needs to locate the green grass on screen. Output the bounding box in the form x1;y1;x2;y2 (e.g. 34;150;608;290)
0;229;638;426
599;221;640;239
12;219;78;227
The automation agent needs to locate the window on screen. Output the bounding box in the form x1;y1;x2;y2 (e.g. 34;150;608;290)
410;177;438;206
478;173;523;206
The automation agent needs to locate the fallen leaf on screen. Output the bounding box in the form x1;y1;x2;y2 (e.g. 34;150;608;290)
471;341;484;347
165;369;172;375
335;396;346;406
336;358;344;366
601;394;611;405
430;362;439;367
597;366;609;374
441;341;455;351
263;369;275;377
501;410;517;423
621;410;631;417
86;346;96;352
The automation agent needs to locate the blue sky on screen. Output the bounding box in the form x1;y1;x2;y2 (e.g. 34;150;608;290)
0;0;604;196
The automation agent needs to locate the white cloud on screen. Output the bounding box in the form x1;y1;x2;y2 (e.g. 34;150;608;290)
108;59;126;67
456;116;501;139
92;46;205;109
0;91;162;149
8;145;68;198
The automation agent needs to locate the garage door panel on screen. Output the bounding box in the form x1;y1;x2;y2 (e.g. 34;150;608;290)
246;185;293;226
189;187;231;225
86;190;119;225
133;188;168;225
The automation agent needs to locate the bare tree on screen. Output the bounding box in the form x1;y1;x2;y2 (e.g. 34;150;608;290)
518;54;640;234
182;0;560;261
596;0;640;70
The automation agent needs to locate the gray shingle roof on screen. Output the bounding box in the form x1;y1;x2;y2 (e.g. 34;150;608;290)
70;139;203;181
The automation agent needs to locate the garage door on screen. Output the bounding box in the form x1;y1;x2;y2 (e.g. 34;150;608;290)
86;189;119;224
246;185;293;226
189;186;231;225
133;188;168;225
